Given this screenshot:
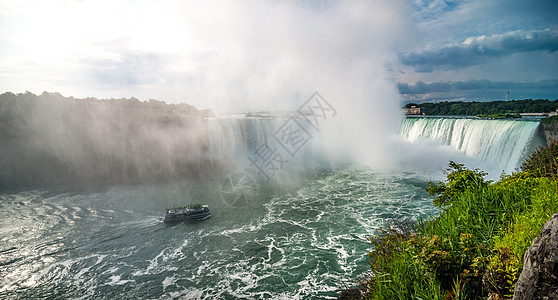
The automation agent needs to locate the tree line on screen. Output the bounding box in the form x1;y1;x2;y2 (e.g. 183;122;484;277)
404;99;558;116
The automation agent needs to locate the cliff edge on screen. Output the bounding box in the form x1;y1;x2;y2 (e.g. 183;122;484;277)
513;212;558;300
540;116;558;144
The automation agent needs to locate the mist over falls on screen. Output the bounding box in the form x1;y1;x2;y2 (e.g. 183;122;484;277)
0;92;216;189
0;92;334;190
1;92;546;190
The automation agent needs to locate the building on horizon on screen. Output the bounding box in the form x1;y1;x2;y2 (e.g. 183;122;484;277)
404;105;425;115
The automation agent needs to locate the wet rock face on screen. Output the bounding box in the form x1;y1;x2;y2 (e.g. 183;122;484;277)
540;121;558;144
514;212;558;300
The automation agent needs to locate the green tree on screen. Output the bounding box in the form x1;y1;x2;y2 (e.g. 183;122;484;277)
427;161;490;207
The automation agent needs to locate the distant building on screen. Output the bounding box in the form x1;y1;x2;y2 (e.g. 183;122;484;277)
404;106;424;115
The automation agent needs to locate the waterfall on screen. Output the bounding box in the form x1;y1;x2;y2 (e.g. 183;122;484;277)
207;117;277;161
400;117;542;173
206;116;329;177
206;116;542;177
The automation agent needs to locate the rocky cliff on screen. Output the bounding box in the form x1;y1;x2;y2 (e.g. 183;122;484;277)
513;212;558;300
539;117;558;145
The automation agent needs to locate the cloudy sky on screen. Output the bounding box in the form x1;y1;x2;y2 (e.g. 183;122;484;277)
0;0;557;111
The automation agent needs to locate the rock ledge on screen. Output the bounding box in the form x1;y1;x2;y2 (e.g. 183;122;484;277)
513;212;558;300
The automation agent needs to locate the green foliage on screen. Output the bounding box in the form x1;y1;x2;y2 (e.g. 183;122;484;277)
365;227;444;300
368;227;409;273
427;161;490;207
364;146;558;300
407;233;485;286
520;141;558;179
484;178;558;298
366;227;488;299
540;115;558;124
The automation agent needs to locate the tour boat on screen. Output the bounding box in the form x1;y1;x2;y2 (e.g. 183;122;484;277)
163;204;211;223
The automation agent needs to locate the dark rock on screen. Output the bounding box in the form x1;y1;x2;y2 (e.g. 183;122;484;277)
337;288;362;300
513;212;558;300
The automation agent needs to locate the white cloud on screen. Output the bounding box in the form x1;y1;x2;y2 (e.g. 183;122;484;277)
400;29;558;72
394;0;558;102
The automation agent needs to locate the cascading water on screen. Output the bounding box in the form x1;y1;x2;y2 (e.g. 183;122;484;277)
400;117;542;174
206;116;330;177
206;116;277;162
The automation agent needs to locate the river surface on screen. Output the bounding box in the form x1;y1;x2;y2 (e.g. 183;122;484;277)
0;166;437;299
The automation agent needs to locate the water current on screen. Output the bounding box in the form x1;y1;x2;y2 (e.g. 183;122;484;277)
0;168;436;299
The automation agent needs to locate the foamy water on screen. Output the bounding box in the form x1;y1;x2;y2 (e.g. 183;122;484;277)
0;166;436;299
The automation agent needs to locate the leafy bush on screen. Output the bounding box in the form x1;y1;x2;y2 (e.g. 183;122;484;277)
520;141;558;179
427;161;490;207
365;227;443;300
368;227;409;273
407;233;485;288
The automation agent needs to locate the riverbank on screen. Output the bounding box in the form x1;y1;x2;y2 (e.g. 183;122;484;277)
346;141;558;299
